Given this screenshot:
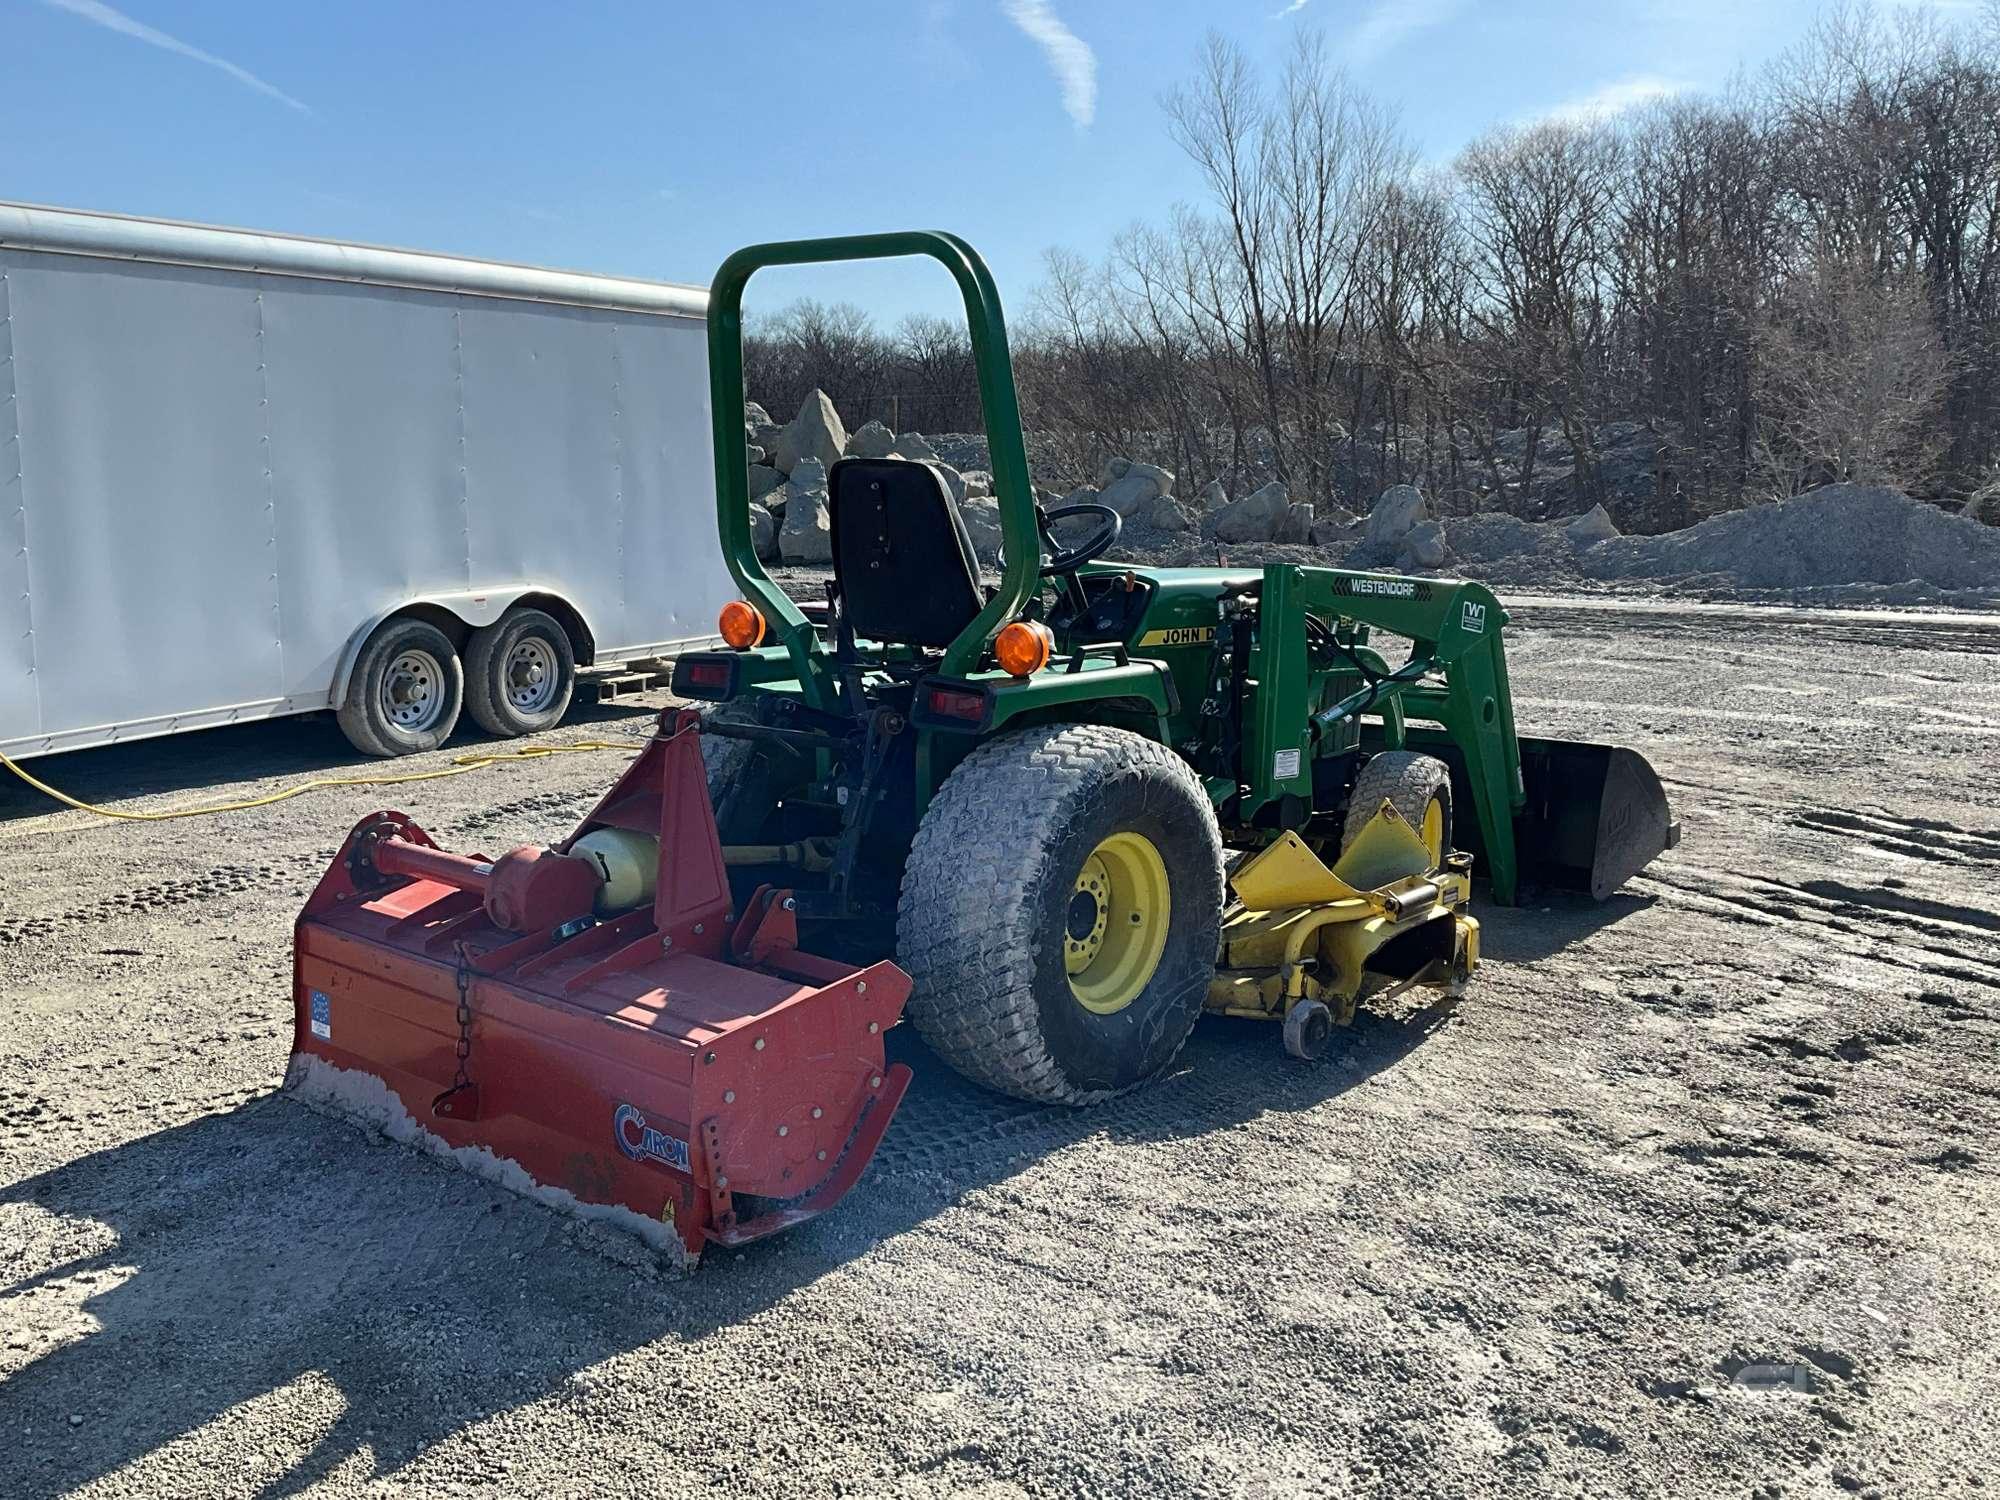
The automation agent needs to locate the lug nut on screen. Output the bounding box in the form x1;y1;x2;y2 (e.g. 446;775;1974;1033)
777;1124;788;1137
753;1037;765;1051
856;981;867;995
811;1106;823;1119
869;1074;882;1089
816;1150;827;1162
723;1090;736;1104
867;1021;879;1034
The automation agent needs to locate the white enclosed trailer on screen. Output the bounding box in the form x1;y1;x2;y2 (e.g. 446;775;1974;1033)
0;202;732;760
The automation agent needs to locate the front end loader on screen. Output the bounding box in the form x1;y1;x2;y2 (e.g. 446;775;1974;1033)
290;232;1678;1261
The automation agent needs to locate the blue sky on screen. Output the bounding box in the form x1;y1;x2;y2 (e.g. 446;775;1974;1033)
3;1;1985;323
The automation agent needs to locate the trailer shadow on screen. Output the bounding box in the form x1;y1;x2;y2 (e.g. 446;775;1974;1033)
0;702;664;826
0;1002;1447;1496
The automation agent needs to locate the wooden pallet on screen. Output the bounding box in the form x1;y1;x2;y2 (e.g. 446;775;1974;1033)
584;656;676;704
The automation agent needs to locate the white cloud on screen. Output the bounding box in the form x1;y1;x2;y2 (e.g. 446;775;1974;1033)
1347;0;1469;63
1539;74;1687;124
1272;0;1313;17
40;0;311;114
1002;0;1097;128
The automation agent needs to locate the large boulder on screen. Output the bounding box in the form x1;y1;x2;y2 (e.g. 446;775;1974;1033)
778;459;832;562
745;402;783;455
773;390;847;476
960;469;994;500
1275;502;1316;544
1134;493;1192;532
933;464;967;503
1565;503;1619;546
749;502;778;562
1363;484;1430;553
1199;480;1229;512
1214;481;1292;543
1099;467;1171;518
1398;519;1448;570
748;464;786;503
957;496;1004;561
891;431;938;463
1097;456;1174;498
846;419;896;459
1311;513;1364;547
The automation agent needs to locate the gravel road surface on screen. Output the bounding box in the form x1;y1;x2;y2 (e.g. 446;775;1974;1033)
2;598;1996;1499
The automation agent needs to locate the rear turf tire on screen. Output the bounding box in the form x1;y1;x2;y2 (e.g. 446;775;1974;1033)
1342;750;1453;865
896;724;1225;1105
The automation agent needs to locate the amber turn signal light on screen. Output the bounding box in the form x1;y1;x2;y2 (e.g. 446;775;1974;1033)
718;600;767;650
993;621;1054;678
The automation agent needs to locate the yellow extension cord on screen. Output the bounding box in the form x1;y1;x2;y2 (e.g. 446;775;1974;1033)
0;739;638;823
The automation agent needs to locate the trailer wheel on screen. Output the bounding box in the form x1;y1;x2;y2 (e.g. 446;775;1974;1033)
1342;750;1453;866
337;618;465;758
464;609;576;738
896;724;1225;1105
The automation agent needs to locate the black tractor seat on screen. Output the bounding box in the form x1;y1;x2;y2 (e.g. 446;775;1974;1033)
828;457;984;650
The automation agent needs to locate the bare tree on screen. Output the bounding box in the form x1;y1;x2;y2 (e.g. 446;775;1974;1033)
1754;252;1956;492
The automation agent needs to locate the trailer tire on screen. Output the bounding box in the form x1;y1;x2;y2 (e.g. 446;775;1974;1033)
464;608;576;738
896;724;1225;1106
1342;750;1453;866
336;618;465;758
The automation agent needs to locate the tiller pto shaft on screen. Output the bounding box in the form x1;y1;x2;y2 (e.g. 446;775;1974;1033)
289;709;913;1263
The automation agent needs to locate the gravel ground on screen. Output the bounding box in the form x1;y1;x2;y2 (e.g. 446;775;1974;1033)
3;598;1998;1499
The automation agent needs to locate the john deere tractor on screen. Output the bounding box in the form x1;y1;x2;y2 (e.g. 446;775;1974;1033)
673;232;1677;1106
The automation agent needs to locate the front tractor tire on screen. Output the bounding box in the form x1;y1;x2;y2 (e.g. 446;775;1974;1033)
896;724;1225;1106
1341;750;1454;866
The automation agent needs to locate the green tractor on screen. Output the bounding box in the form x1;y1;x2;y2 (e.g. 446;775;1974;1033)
673;232;1678;1105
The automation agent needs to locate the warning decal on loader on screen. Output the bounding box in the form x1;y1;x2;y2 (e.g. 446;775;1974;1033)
309;990;331;1041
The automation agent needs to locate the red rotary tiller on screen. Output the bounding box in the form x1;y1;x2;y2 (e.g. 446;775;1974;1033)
289;709;912;1264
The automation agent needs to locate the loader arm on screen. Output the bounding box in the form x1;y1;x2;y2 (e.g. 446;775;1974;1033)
1245;565;1528;899
707;232;1043;702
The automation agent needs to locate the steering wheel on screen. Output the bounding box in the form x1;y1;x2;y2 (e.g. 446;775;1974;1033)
1035;502;1122;577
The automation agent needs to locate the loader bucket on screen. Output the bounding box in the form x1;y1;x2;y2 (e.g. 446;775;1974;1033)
287;710;912;1268
1512;737;1680;901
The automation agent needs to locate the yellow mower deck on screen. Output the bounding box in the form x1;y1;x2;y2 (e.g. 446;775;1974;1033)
1207;802;1478;1043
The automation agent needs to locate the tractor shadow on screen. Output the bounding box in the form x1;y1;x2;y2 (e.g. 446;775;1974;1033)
0;701;663;826
0;1001;1442;1495
1471;887;1661;962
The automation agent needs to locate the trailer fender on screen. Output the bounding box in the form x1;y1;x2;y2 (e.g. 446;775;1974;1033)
331;589;596;710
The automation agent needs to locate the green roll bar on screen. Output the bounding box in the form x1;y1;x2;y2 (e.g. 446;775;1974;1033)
707;233;1042;707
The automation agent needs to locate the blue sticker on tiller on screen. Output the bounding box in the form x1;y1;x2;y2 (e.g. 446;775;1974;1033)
613;1103;691;1172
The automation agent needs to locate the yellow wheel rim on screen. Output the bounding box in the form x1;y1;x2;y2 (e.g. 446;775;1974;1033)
1063;831;1171;1016
1421;796;1446;867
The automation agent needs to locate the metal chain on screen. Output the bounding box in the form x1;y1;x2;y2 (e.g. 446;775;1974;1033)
431;944;477;1117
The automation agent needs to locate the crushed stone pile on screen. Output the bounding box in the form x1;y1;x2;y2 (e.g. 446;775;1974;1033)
1103;482;2000;607
1577;483;2000;594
